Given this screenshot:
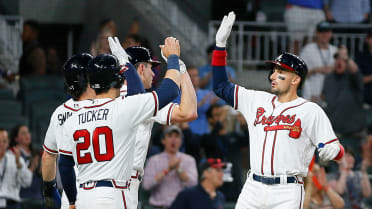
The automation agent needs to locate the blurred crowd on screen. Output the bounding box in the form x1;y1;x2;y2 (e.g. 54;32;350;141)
0;0;372;209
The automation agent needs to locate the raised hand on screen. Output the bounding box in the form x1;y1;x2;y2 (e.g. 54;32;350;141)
161;37;180;58
216;11;236;48
108;37;130;66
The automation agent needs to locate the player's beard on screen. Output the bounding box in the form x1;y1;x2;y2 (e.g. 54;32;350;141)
271;86;289;96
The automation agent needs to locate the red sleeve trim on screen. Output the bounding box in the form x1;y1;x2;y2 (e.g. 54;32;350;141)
325;138;339;144
43;144;58;154
119;65;128;74
334;144;344;160
166;103;176;125
234;85;239;110
59;149;73;155
151;91;158;117
211;50;227;66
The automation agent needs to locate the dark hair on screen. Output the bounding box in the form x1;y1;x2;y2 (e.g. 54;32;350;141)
125;34;153;53
24;20;40;32
206;104;222;119
9;124;27;147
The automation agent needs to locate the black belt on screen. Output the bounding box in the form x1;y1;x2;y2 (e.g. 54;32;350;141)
252;174;300;185
6;199;19;206
80;180;129;189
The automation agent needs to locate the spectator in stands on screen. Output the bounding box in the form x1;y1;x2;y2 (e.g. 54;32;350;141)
187;67;220;136
142;125;198;209
328;148;372;209
201;104;244;201
198;44;236;90
9;125;44;207
90;18;117;56
325;0;370;24
169;158;226;209
46;46;62;75
355;30;372;106
201;104;229;159
19;20;46;77
300;21;337;103
284;0;326;54
303;163;344;209
0;128;32;209
322;46;367;139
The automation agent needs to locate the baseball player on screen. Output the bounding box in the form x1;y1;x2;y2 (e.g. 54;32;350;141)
211;12;344;209
108;37;197;209
42;52;145;209
42;53;95;209
58;37;182;209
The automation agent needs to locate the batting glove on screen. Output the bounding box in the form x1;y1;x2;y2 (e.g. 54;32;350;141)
108;37;130;66
43;180;61;209
318;143;340;161
160;50;187;73
215;11;236;48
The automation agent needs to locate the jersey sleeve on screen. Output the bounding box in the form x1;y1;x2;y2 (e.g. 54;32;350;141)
43;111;59;154
58;125;74;156
305;104;338;146
152;103;177;125
234;85;260;114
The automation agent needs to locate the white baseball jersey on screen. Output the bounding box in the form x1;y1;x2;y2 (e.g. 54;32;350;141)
59;92;159;184
43;99;90;154
43;99;91;209
233;85;337;177
120;86;177;174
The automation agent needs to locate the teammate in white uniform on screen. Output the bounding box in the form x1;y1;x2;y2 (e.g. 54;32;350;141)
42;53;95;209
42;51;144;209
108;37;197;209
58;37;182;209
211;12;345;209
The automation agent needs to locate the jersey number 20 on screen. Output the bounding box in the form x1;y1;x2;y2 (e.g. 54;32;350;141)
73;126;114;164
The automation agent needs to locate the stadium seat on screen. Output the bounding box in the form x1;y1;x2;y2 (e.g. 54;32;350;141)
0;88;14;100
0;100;22;116
0;115;29;131
20;75;65;91
29;100;60;130
21;89;67;115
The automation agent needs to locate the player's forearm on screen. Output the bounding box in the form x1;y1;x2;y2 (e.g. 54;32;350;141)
163;55;181;88
172;73;198;123
212;47;235;106
41;152;57;181
58;155;77;205
124;63;145;96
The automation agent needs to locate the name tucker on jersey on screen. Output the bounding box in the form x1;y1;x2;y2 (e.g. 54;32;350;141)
78;108;109;125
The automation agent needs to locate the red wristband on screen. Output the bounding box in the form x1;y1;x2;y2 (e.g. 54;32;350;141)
211;50;227;66
334;144;344;160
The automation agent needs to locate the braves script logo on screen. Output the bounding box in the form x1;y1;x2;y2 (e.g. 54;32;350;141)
254;107;302;138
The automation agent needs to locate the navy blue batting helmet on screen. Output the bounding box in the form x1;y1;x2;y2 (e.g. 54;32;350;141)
63;53;93;99
125;46;161;67
88;54;124;91
266;52;308;87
